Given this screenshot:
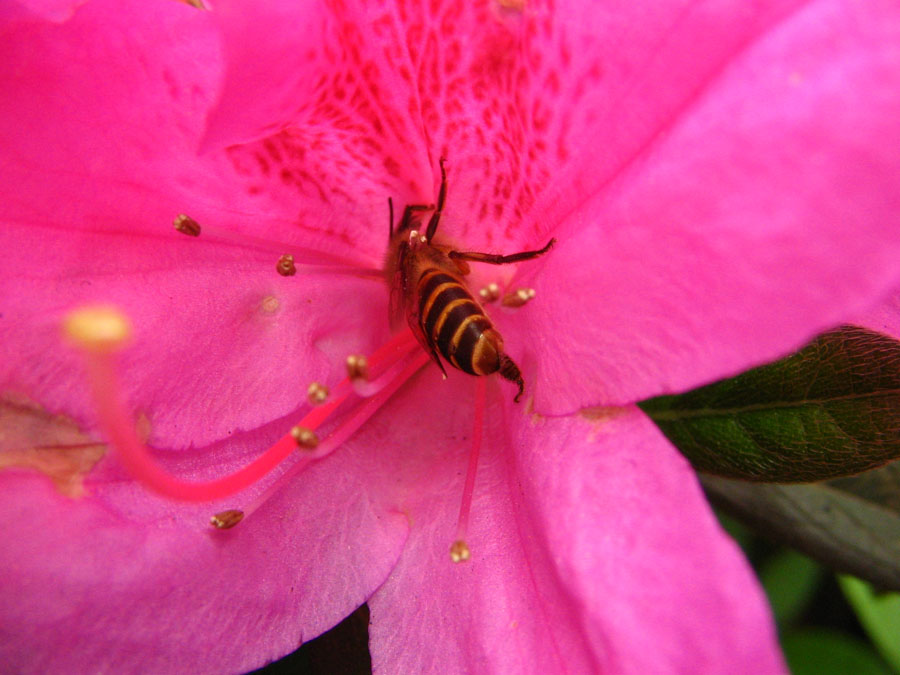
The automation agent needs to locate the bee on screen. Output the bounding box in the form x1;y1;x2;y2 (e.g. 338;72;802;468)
385;158;554;402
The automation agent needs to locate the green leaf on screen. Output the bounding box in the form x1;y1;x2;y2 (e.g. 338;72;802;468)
639;326;900;481
840;576;900;672
760;551;823;628
781;628;890;675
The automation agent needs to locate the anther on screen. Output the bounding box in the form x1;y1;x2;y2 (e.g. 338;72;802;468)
307;382;329;405
173;213;201;237
479;282;501;303
210;509;244;529
276;254;296;277
450;540;471;563
260;295;280;314
501;287;536;308
346;354;369;381
290;425;319;450
63;306;132;353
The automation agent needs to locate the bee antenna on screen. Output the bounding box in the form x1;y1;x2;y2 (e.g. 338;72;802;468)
387;197;394;241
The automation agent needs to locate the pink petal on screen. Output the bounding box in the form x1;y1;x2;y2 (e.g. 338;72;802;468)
208;1;822;253
501;0;900;413
854;288;900;341
362;373;782;672
0;0;82;22
205;0;435;248
0;410;408;673
0;221;387;448
0;1;390;446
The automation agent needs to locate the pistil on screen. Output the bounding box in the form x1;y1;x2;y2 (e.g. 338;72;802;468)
64;306;420;505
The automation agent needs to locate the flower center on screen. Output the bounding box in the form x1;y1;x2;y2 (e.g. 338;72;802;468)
65;207;545;561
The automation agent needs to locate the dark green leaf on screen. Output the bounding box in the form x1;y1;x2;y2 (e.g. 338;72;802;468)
760;550;823;627
831;461;900;511
639;326;900;481
781;628;890;675
702;473;900;591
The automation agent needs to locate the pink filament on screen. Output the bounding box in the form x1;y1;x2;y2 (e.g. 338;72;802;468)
455;376;487;543
189;218;379;271
79;330;418;502
236;349;429;520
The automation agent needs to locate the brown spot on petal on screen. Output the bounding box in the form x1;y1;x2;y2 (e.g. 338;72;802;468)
580;406;631;441
580;406;629;422
0;393;106;497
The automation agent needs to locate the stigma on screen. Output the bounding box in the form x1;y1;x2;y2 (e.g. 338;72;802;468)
63;306;132;353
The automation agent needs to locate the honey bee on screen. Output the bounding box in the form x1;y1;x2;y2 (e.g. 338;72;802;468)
385;158;554;402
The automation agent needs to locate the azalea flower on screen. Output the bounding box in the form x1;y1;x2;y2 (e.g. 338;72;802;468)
2;0;899;672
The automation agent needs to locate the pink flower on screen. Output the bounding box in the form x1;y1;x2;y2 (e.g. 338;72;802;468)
2;0;899;672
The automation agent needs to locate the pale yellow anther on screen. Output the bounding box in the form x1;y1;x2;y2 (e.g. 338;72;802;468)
276;254;296;277
173;213;201;237
210;509;244;529
307;382;329;405
479;282;501;303
450;539;471;563
63;306;132;352
346;354;369;381
501;287;536;308
260;295;280;314
291;425;319;450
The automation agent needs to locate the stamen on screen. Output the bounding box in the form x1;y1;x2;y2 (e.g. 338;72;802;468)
450;376;487;563
307;382;329;405
501;287;536;308
220;348;428;525
276;254;296;277
173;214;201;237
479;282;501;303
450;540;471;563
290;425;319;450
169;213;382;277
346;354;369;381
210;509;244;529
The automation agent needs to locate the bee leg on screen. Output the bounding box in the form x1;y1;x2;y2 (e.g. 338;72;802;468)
497;353;525;402
424;157;448;242
397;203;434;234
451;258;471;275
448;238;556;265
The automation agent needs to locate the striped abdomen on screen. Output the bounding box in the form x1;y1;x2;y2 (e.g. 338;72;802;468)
417;268;502;376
